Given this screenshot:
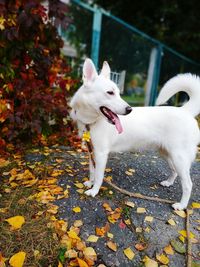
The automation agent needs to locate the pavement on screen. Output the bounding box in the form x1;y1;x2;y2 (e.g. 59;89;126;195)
27;147;200;267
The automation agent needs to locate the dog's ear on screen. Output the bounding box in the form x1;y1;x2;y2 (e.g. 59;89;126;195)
82;58;98;86
100;61;111;79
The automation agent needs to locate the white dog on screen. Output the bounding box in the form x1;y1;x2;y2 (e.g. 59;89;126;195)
70;58;200;210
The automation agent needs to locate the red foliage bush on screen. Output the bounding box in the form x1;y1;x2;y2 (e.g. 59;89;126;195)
0;0;79;151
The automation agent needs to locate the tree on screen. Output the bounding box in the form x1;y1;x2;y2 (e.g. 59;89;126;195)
0;0;79;151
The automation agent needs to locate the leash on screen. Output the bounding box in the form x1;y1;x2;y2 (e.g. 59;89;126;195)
82;124;96;168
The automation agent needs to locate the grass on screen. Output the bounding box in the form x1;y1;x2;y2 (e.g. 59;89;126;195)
0;184;59;267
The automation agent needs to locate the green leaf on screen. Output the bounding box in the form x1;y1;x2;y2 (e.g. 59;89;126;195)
171;239;186;254
58;247;67;263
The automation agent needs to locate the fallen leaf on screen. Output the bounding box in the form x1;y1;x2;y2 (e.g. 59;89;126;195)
86;235;99;242
75;182;84;189
119;220;126;229
179;235;185;243
123;247;135;260
179;230;195;239
72;206;81;213
0;158;10;168
174;210;186;218
77;258;89;267
95;223;110;236
167;218;176;226
191;202;200;209
58;261;63;267
74;220;83;227
171;239;186;254
83;247;97;265
143;256;158;267
135;243;147;251
107;241;117;252
164;244;174;255
137;207;146;213
67;230;81;240
156;253;169;265
9;251;26;267
125;171;134;176
136;227;143;233
103;203;112;212
144;216;154;223
107;232;113;238
65;249;77;259
125;201;135;208
5;216;25;230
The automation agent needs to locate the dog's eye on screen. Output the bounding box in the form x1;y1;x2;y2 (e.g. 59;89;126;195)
107;91;114;95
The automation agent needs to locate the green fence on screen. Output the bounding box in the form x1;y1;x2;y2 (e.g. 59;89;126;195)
63;0;200;106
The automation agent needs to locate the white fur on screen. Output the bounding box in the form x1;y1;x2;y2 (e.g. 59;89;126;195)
70;59;200;210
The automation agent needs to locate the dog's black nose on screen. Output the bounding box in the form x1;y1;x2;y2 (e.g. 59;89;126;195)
125;106;132;114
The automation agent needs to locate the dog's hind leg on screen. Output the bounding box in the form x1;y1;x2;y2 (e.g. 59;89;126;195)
161;157;177;187
84;157;95;188
169;152;193;210
85;151;108;197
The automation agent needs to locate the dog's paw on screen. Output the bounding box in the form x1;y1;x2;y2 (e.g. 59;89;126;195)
160;180;173;187
84;180;93;188
85;188;98;197
172;202;186;210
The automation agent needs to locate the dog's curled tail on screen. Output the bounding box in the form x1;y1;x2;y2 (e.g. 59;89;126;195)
156;73;200;117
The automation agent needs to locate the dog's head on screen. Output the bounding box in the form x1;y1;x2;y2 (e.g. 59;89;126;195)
70;58;132;134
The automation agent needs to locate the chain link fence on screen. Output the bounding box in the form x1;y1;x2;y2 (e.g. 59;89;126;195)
61;0;200;106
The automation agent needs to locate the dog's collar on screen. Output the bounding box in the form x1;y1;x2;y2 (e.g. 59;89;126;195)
83;124;95;168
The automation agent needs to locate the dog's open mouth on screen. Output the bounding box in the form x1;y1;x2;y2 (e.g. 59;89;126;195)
100;106;123;134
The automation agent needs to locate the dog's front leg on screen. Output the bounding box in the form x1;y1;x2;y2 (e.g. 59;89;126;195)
84;156;95;188
85;151;108;197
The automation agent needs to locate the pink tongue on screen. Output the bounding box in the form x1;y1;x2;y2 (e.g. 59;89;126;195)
113;115;123;134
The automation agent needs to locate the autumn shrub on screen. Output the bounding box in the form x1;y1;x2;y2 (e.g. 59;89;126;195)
0;0;79;152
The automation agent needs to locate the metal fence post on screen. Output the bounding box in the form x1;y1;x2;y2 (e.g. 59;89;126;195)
91;7;102;68
148;45;163;106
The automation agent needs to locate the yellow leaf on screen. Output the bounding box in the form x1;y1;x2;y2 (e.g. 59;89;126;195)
58;261;63;267
174;210;186;218
83;247;97;264
5;216;25;230
75;183;84;189
143;256;158;267
76;189;84;194
9;251;26;267
167;218;176;226
77;258;89;267
0;158;10;168
82;131;90;142
136;227;143;233
137;207;146;213
144;216;154;222
86;235;99;242
156;253;169;265
72;206;81;213
125;171;134;176
107;241;117;252
179;235;185;243
107;232;113;238
179;230;195;239
73;220;83;227
191;202;200;209
123;247;135;260
67;230;81;240
64;249;77;259
164;244;174;255
125;201;135;208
